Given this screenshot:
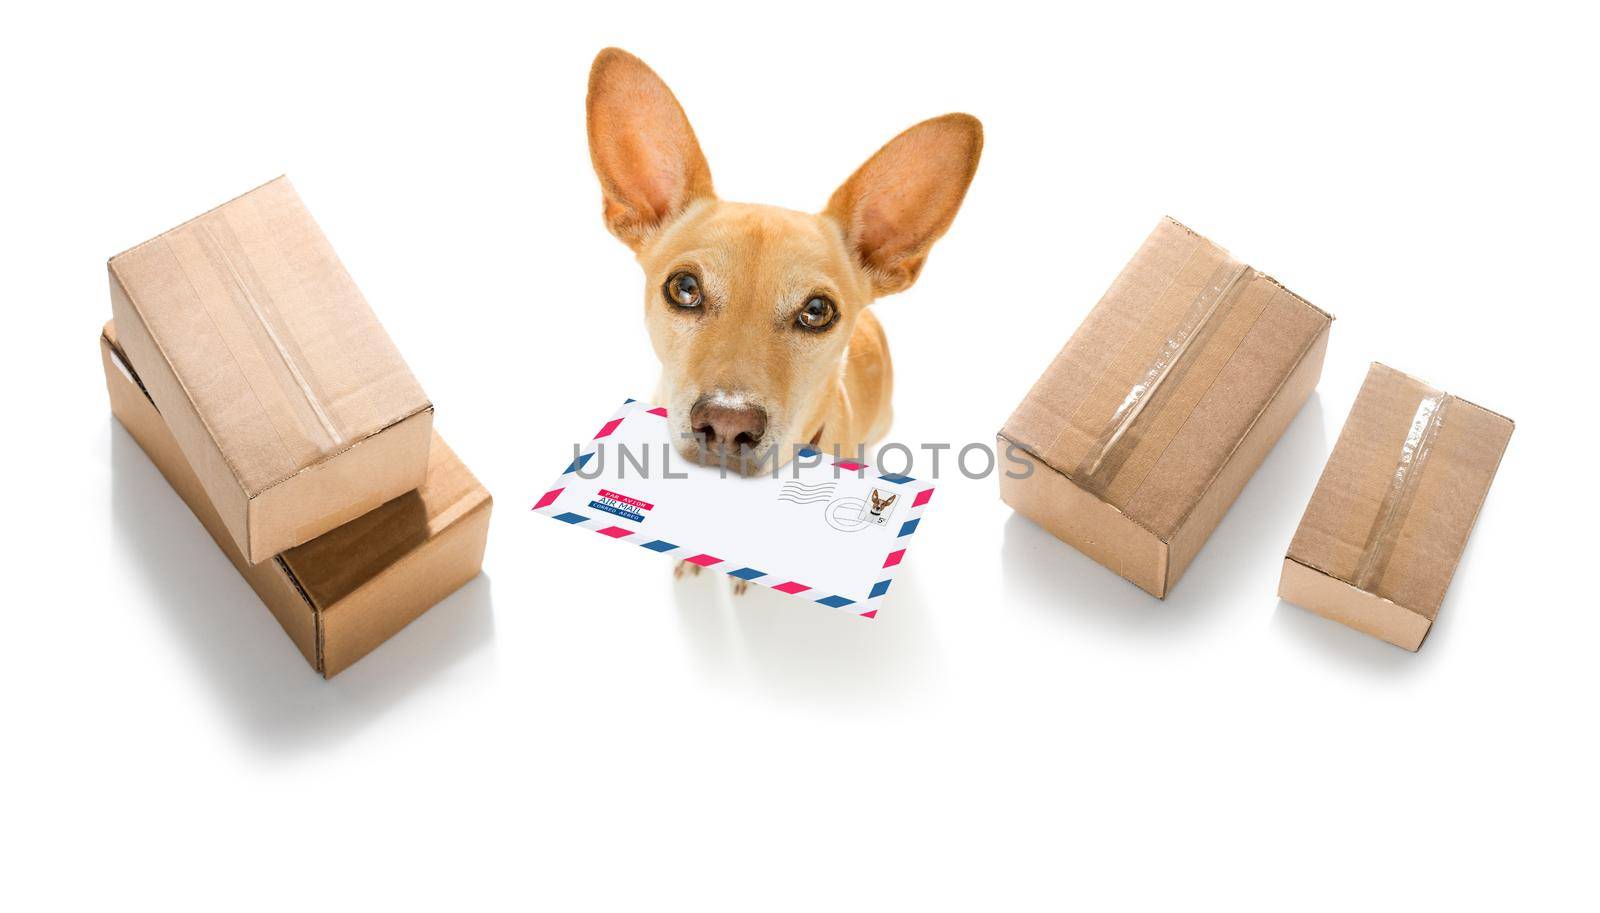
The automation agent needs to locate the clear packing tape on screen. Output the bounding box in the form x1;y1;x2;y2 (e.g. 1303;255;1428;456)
1353;386;1450;592
1072;260;1252;493
193;211;348;459
1063;251;1450;593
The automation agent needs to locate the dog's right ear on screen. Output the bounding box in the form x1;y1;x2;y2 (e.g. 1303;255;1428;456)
825;113;983;296
586;48;715;251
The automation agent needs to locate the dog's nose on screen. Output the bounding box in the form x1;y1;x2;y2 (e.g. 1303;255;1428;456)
690;396;768;452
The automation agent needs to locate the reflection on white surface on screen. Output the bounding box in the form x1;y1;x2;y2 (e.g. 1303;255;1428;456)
1001;394;1331;637
671;567;940;707
110;424;496;755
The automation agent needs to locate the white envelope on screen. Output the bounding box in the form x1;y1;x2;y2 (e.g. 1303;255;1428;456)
533;399;935;617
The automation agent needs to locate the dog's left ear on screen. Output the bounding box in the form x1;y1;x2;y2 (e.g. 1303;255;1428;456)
825;113;983;295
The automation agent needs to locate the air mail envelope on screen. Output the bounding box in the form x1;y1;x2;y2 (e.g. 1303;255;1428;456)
533;399;935;617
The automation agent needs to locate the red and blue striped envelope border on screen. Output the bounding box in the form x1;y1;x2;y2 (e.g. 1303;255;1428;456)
532;399;934;618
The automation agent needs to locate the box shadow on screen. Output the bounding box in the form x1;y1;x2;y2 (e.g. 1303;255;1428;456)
1266;484;1500;674
1001;393;1329;634
1268;598;1430;675
670;564;940;707
110;421;495;756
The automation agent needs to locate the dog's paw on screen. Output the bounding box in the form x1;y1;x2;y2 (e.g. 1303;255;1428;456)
732;579;749;596
674;560;703;580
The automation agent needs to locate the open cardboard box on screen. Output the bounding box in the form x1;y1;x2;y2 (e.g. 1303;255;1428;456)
102;321;491;677
108;177;434;563
999;218;1333;597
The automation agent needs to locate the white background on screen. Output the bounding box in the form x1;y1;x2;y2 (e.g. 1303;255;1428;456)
3;1;1596;909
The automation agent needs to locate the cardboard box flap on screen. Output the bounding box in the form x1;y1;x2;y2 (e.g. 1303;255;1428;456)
1287;363;1513;620
1001;218;1332;541
281;435;490;609
108;176;430;498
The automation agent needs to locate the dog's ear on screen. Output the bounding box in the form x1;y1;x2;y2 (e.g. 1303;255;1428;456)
825;113;982;295
586;48;715;250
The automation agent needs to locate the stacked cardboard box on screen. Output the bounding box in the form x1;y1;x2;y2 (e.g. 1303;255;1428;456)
103;177;491;677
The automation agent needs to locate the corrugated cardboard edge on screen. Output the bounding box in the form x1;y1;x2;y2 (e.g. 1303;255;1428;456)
1278;556;1431;651
1280;362;1514;649
101;324;491;678
271;557;325;673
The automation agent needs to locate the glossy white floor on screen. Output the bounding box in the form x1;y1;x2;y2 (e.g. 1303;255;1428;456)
6;3;1594;908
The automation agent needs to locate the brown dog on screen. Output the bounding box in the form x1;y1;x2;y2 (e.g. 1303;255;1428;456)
585;48;982;477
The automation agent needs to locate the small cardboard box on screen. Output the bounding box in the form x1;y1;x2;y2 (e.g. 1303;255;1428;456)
999;218;1333;598
108;177;434;563
1279;363;1512;650
103;322;491;677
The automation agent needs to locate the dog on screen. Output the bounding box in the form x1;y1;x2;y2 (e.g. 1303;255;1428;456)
585;48;981;585
868;489;898;519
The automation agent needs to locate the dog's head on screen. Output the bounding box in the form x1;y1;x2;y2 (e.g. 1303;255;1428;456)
586;48;981;473
869;490;898;516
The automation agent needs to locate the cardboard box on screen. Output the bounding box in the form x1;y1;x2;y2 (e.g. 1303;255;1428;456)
108;177;434;563
1279;363;1512;650
102;322;491;677
999;217;1333;597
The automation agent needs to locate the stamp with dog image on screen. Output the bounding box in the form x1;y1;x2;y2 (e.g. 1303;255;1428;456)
862;488;899;527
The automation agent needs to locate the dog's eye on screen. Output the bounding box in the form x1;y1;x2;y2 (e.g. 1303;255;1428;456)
797;296;837;330
664;271;702;308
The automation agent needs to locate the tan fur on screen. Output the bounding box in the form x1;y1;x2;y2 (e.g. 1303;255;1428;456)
586;48;980;473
